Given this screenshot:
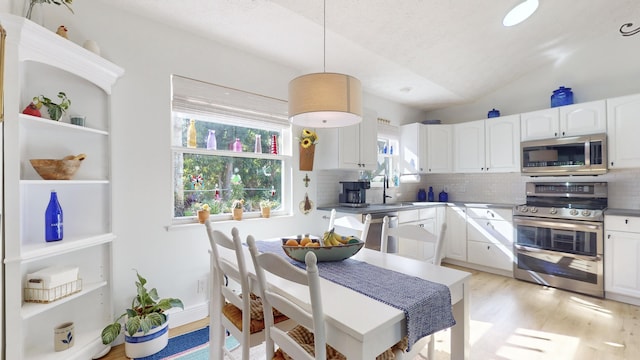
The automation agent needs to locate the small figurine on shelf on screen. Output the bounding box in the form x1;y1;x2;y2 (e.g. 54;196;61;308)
56;25;68;39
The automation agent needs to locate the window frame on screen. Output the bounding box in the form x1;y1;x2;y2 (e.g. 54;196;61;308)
170;76;292;225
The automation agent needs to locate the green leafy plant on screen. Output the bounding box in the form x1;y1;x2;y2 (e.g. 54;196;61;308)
259;199;278;209
33;92;71;121
101;271;184;345
26;0;74;19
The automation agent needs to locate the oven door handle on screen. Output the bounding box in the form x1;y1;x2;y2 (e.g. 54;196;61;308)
515;244;602;262
513;216;603;231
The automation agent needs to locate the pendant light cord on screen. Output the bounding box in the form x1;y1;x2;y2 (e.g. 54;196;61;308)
323;0;326;72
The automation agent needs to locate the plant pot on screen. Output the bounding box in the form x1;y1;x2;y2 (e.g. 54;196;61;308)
299;144;315;171
232;208;243;221
124;321;169;358
261;207;271;218
197;210;210;224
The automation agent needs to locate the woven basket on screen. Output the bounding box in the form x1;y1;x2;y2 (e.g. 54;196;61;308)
30;154;86;180
299;144;315;171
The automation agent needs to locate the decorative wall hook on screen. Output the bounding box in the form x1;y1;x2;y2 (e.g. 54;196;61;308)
620;22;640;36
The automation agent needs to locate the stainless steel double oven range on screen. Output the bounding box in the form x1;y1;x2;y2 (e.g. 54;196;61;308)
513;182;607;297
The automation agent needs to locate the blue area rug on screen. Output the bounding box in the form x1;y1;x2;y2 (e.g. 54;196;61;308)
135;326;239;360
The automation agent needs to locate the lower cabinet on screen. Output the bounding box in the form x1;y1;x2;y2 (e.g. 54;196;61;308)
605;215;640;304
397;207;444;260
444;205;467;262
465;206;514;274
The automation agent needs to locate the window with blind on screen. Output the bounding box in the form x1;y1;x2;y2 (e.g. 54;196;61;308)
171;75;292;223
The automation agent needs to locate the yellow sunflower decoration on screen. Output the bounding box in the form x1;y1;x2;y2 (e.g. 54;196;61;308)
299;129;318;148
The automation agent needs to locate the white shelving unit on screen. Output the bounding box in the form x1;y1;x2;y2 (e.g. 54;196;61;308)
1;14;123;360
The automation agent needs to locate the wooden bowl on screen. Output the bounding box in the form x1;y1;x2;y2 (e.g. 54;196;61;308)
29;154;86;180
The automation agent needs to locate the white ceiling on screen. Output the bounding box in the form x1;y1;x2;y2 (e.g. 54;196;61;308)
104;0;639;111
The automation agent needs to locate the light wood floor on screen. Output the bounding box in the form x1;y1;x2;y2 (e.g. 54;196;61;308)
101;265;640;359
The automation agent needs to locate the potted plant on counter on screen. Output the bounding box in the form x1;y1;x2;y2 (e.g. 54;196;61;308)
101;271;184;358
259;199;279;218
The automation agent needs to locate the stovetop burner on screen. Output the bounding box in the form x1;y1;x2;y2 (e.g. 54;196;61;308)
514;181;608;221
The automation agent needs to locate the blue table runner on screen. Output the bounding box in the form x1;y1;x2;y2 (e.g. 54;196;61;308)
255;241;456;351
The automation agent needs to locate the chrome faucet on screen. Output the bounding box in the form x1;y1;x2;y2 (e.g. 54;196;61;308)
383;175;392;204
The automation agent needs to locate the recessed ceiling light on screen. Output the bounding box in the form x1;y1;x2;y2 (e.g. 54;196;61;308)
503;0;539;27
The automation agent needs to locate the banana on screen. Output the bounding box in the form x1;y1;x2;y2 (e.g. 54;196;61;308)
335;234;348;245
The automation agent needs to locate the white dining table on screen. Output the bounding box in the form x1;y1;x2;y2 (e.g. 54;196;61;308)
217;242;471;360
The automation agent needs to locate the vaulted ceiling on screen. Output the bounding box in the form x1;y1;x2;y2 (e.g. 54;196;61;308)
104;0;639;111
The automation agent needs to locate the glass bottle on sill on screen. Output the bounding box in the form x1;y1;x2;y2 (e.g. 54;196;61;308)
187;119;197;148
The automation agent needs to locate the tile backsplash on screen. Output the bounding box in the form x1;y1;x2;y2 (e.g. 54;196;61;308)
318;168;640;210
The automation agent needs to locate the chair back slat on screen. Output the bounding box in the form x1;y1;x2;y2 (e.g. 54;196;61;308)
328;208;372;243
380;216;447;265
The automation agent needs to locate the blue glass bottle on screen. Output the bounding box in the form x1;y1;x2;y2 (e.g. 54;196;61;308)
427;186;434;202
45;190;63;242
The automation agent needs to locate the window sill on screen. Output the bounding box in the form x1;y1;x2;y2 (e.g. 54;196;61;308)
165;212;292;231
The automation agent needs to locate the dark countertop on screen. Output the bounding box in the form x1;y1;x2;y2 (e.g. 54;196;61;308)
605;208;640;217
318;201;515;214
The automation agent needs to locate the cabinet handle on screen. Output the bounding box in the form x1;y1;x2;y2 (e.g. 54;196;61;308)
611;161;614;167
562;131;565;136
487;245;490;250
626;219;629;224
608;234;611;239
554;132;558;137
322;215;330;220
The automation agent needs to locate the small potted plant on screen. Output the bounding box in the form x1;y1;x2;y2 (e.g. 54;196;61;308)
32;92;71;121
231;199;244;220
259;199;278;218
197;203;210;224
101;271;183;358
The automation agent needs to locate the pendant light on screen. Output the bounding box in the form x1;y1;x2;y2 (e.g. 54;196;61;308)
288;0;363;128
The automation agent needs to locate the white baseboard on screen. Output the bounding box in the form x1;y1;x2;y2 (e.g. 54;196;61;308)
168;301;209;329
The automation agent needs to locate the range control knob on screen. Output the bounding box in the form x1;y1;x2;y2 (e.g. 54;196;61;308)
582;210;592;216
530;207;538;213
519;206;528;213
570;209;579;216
549;207;558;215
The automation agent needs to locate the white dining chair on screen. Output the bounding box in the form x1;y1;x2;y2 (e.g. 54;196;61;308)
204;221;290;360
246;235;407;360
328;208;372;243
380;217;448;359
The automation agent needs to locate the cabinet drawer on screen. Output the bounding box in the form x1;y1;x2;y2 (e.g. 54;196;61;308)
419;207;438;219
466;219;514;246
467;240;514;271
605;216;640;233
466;206;512;220
398;210;420;223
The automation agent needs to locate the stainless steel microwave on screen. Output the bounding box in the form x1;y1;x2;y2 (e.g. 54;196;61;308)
521;133;607;176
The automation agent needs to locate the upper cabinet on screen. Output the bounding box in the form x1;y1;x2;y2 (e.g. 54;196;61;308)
400;123;453;174
485;115;521;172
521;100;606;141
316;109;378;170
454;120;485;173
453;115;520;173
1;14;124;360
607;93;640;169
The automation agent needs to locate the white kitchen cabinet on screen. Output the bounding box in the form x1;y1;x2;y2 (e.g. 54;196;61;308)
396;207;444;261
454;120;485;173
1;15;123;360
605;215;640;305
316;109;378;170
485;114;521;173
400;123;453;174
425;125;453;173
521;100;606;141
606;93;640;169
444;205;467;262
466;207;514;273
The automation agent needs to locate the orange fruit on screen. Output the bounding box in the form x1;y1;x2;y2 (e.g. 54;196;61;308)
300;237;312;246
305;242;320;247
285;239;299;246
